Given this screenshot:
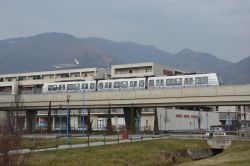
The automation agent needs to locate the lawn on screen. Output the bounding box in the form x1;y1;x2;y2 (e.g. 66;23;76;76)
26;139;208;166
180;140;250;166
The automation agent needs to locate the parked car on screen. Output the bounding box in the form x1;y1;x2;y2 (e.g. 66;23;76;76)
205;127;226;138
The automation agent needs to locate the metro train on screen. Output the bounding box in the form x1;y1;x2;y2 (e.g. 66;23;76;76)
41;73;220;93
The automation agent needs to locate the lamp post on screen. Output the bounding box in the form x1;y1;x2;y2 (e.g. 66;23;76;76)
82;109;85;134
59;105;62;135
66;95;70;145
206;112;208;130
160;114;162;134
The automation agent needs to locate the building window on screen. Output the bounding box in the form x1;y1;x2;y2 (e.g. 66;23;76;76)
129;69;133;74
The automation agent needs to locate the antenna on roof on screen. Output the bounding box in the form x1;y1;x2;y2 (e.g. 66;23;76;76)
52;59;81;69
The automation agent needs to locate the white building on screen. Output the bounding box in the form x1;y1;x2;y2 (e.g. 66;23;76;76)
111;62;187;79
0;67;110;95
157;107;221;131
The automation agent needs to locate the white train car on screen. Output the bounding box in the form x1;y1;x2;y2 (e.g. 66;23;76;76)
147;73;220;89
97;78;146;91
42;80;96;93
41;73;220;93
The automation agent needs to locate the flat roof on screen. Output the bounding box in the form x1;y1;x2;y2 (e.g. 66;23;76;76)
0;67;103;78
112;62;188;73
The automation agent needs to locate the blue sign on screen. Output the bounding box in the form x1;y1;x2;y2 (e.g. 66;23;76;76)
40;121;45;127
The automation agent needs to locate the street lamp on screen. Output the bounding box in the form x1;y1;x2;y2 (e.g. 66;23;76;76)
59;105;62;134
66;95;70;145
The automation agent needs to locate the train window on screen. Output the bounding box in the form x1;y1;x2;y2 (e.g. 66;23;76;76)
134;81;137;87
148;80;154;87
121;81;128;88
139;80;144;87
53;85;58;90
114;82;120;88
109;82;112;88
105;82;109;88
202;77;208;84
129;81;133;87
156;80;160;86
73;84;80;90
59;85;64;90
195;77;201;84
166;79;174;86
160;79;164;86
82;83;88;89
90;83;95;89
98;82;104;89
189;78;193;84
67;84;74;90
48;85;53;91
175;78;182;85
184;78;188;85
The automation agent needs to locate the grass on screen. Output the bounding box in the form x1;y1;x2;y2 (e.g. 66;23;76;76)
180;140;250;166
26;139;208;166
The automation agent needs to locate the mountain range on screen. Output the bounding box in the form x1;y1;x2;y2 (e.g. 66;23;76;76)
0;32;249;84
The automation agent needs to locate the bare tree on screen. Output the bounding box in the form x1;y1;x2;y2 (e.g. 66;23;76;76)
86;108;92;134
0;123;30;166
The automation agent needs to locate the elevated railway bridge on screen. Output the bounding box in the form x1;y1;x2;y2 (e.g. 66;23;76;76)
0;84;250;133
0;84;250;110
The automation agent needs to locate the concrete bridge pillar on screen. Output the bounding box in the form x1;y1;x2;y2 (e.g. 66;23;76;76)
135;108;142;134
0;111;8;125
26;110;37;133
52;116;55;131
154;107;159;134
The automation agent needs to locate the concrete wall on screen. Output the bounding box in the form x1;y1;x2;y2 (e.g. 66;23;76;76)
0;111;7;125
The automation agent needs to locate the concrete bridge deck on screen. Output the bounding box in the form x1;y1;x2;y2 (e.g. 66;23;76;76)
0;84;250;110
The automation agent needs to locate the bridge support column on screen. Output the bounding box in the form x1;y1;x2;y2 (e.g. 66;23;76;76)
135;108;142;134
154;107;159;134
52;116;55;131
0;111;8;125
26;110;37;133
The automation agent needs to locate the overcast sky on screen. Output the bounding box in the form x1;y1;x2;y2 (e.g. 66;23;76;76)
0;0;249;62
